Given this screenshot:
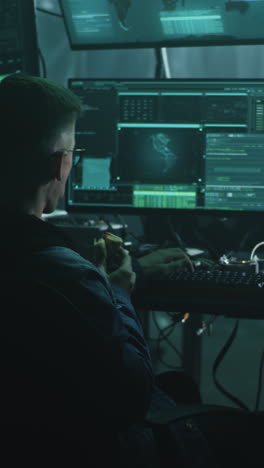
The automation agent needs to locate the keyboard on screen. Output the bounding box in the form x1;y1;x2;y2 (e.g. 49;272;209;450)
166;268;264;287
132;268;264;318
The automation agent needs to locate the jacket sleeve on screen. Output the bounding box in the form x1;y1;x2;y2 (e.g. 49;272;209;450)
68;273;154;427
28;247;154;427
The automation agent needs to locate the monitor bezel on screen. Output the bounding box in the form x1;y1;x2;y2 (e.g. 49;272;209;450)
59;0;264;51
65;37;264;52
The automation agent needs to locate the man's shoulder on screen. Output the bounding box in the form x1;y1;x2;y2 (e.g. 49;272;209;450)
34;245;95;267
30;245;103;280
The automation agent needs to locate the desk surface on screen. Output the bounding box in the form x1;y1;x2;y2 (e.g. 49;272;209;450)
132;275;264;319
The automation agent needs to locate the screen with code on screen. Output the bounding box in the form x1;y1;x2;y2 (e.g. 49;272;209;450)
67;78;264;214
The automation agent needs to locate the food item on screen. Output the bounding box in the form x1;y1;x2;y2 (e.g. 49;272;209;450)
94;232;124;272
103;232;123;272
103;231;123;248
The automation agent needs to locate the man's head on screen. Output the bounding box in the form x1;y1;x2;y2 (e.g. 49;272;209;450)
0;73;82;214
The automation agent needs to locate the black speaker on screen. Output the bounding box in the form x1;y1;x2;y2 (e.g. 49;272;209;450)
0;0;40;76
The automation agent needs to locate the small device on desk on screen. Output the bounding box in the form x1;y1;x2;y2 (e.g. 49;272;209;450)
219;252;258;273
219;243;264;274
186;247;206;258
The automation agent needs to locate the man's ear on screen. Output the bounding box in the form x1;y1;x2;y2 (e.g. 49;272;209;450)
50;151;64;181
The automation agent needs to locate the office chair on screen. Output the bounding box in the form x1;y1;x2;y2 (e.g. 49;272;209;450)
0;278;120;467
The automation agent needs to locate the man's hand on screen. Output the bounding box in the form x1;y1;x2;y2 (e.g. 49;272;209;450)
94;238;136;295
94;237;108;275
108;249;136;295
137;247;194;277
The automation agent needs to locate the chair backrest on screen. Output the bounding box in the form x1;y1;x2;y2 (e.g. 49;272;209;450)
0;278;120;466
0;279;83;419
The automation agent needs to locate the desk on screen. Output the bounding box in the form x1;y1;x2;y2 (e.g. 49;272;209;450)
134;276;264;391
132;278;264;319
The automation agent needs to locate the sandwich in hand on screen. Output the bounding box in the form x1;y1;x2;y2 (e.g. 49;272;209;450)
94;231;124;272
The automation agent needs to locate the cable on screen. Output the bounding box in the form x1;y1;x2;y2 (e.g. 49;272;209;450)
161;48;171;78
167;215;186;250
212;319;249;411
196;315;218;336
166;215;195;272
148;317;176;343
250;241;264;261
155;46;172;79
255;349;264;411
152;311;183;369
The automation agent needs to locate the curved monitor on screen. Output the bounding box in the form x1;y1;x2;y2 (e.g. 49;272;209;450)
67;78;264;215
60;0;264;50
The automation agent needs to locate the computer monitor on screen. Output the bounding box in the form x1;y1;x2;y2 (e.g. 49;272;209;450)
66;78;264;215
60;0;264;50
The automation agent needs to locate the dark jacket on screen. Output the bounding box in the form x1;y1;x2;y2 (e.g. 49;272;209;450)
0;211;176;466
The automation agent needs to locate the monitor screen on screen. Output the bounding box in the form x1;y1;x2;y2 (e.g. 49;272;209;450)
67;78;264;214
60;0;264;50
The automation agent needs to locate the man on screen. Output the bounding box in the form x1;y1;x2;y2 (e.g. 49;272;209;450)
0;73;257;468
0;73;197;467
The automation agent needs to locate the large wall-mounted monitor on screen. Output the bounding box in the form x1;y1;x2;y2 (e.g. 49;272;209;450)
67;78;264;215
60;0;264;50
